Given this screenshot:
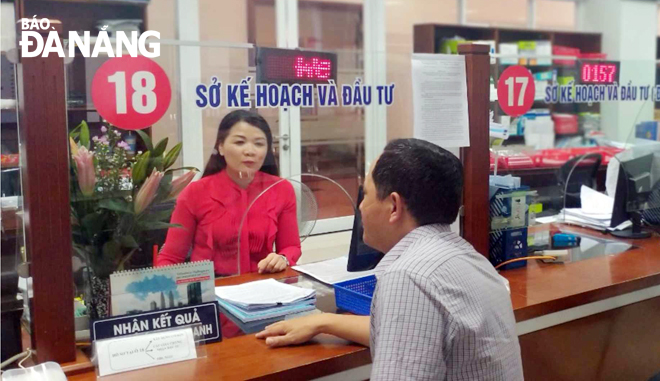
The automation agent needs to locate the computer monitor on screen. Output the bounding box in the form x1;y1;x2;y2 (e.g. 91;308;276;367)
347;185;384;272
610;152;659;238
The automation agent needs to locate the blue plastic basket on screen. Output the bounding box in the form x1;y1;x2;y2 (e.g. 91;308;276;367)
334;275;377;316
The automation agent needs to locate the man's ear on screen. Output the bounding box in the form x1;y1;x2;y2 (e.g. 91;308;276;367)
388;192;405;224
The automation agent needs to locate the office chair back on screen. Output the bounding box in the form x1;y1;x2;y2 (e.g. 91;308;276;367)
556;153;602;208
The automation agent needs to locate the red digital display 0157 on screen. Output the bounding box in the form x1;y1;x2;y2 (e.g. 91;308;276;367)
256;47;337;84
579;62;619;84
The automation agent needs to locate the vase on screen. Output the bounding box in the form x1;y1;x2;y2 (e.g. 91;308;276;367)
87;274;111;320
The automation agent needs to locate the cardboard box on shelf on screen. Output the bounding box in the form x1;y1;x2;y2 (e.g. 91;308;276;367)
439;37;467;54
517;41;552;66
523;110;555;149
498;43;518;65
534;71;554;101
654;109;660;121
636;121;660;141
553;45;580;66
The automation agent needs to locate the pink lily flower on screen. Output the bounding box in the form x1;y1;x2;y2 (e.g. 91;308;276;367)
134;168;164;214
73;146;96;196
167;170;197;199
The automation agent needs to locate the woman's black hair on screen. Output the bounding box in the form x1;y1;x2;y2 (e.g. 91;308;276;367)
202;110;279;178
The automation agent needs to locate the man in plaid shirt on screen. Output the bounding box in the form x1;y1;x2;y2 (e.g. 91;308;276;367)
257;139;523;380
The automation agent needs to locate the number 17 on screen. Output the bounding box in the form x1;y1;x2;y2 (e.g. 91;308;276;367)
505;76;529;107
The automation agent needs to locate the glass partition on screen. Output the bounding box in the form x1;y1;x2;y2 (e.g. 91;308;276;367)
1;49;28;343
63;33;381;320
298;0;364;219
488;54;660;264
237;177;318;273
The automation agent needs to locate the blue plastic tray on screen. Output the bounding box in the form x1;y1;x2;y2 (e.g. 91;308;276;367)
334;275;377;316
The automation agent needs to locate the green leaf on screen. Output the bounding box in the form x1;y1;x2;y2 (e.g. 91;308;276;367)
79;121;90;149
137;221;182;231
102;240;122;262
98;199;133;214
69;122;82;139
72;245;91;263
138;208;174;223
163;143;182;169
136;130;153;152
152;138;168;158
150;157;164;172
165;166;199;174
81;212;106;237
131;151;151;184
119;235;139;249
116;248;139;271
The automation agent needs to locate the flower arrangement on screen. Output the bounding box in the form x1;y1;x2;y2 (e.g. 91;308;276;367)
69;121;197;280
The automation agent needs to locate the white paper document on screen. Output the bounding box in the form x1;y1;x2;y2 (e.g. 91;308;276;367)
215;279;315;309
580;185;615;215
411;54;470;148
293;256;376;285
96;328;197;376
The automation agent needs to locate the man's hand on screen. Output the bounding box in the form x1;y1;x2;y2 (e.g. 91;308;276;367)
256;313;371;348
258;253;287;274
256;314;326;347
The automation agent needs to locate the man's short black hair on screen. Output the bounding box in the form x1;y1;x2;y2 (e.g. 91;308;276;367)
372;138;463;226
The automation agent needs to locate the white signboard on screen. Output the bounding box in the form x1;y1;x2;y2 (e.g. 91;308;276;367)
96;327;197;376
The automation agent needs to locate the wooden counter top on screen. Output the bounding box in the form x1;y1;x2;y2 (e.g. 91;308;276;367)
67;332;369;381
61;225;660;379
63;268;370;380
502;224;660;322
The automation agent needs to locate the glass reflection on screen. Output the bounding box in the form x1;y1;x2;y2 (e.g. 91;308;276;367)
158;111;302;277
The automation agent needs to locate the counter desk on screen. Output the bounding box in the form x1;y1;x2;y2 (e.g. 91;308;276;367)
61;224;660;380
64;269;371;381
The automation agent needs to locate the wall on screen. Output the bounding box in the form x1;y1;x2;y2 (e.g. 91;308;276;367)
536;0;575;30
147;0;255;164
466;0;527;27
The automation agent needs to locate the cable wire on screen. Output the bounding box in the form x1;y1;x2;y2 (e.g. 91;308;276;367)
494;256;557;270
0;348;33;370
17;349;33;369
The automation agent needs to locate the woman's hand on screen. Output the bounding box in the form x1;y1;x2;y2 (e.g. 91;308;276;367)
257;253;288;274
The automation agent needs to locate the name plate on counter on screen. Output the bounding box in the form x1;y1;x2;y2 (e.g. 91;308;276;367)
92;302;221;344
96;327;197;376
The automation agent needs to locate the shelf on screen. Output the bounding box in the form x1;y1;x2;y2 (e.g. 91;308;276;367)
499;64;562;69
67;107;97;112
415;23;602;54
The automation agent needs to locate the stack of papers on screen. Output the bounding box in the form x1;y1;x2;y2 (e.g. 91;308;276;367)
557;186;632;231
537;212;632;232
215;279;316;323
565;185;613;228
580;185;614;215
292;256;376;285
561;209;612;230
